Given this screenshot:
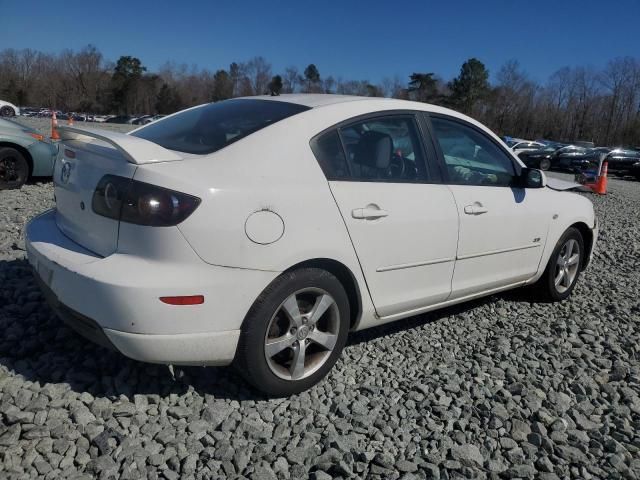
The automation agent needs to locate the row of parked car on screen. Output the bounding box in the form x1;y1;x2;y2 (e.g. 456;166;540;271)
0;100;166;127
504;137;640;180
18;107;166;126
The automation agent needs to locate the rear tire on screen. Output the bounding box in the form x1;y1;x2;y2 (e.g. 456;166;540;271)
532;227;584;302
235;268;350;396
0;147;29;190
0;106;15;117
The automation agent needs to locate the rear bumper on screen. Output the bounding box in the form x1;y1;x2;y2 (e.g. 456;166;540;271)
26;209;277;365
586;217;599;269
34;271;240;365
34;273;118;351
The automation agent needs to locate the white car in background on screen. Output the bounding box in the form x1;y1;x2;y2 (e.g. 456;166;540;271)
0;100;20;117
25;95;598;396
511;140;546;153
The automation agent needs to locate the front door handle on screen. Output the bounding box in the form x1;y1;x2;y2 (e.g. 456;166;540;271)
352;206;389;219
464;204;488;215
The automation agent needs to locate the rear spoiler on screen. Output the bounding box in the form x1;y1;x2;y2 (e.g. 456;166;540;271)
58;126;182;165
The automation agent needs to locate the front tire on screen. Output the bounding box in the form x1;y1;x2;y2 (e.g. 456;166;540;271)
0;147;29;189
533;227;584;301
539;158;551;171
235;268;350;396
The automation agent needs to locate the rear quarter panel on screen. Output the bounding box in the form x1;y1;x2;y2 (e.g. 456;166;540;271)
132;101;405;273
132;102;407;330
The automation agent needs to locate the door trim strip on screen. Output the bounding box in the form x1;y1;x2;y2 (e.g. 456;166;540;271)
456;243;541;261
376;257;455;272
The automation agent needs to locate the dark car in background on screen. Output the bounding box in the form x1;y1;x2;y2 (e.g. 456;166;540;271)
553;145;597;171
601;148;640;178
517;146;554;170
517;143;567;171
518;143;598;173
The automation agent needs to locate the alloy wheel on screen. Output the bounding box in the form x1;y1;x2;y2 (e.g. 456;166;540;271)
264;288;340;381
0;157;19;182
554;238;580;293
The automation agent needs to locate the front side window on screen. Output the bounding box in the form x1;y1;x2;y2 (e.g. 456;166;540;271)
132;99;310;155
338;116;428;182
431;117;517;187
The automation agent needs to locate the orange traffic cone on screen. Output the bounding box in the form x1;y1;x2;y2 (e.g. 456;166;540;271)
594;161;608;195
67;112;74;126
50;110;60;140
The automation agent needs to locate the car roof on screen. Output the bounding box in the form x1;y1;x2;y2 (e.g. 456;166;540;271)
235;93;474;122
227;94;517;155
245;93;375;108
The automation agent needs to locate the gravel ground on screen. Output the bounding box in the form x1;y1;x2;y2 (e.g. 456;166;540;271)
0;170;639;479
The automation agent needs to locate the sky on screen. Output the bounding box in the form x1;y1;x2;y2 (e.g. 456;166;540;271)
1;0;639;84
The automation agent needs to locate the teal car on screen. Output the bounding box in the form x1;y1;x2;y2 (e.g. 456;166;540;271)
0;118;58;189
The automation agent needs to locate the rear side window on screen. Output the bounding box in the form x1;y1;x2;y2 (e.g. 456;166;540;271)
310;130;350;179
311;115;429;183
340;116;428;182
132;99;310;155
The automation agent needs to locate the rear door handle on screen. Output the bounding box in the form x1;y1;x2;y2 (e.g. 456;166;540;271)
464;204;488;215
352;206;389;219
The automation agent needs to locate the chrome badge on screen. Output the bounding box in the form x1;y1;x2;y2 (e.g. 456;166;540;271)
60;162;73;184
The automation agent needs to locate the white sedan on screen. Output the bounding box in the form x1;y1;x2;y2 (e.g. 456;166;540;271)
26;95;598;396
0;99;20;117
511;140;546;153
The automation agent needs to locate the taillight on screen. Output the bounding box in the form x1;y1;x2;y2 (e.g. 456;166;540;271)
92;175;200;226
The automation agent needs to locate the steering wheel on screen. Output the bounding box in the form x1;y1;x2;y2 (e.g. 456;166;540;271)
386;153;406;179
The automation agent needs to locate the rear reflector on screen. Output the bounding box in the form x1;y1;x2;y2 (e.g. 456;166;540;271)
29;132;45;141
159;295;205;305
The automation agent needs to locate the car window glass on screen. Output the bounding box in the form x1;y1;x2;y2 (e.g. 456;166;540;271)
338;116;428;182
431;117;516;187
132;99;310;155
310;130;350;179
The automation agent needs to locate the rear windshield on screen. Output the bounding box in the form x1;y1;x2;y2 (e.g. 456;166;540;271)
131;99;310;155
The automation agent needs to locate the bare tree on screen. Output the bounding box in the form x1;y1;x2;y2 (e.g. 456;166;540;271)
283;66;301;93
242;57;272;95
1;46;639;145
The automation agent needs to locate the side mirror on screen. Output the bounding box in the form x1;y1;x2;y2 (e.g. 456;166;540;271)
520;168;546;188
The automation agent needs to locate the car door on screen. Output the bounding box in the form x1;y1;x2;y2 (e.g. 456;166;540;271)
311;113;459;318
427;114;550;299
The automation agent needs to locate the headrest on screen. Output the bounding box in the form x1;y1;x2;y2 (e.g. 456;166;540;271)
353;131;393;169
199;123;227;148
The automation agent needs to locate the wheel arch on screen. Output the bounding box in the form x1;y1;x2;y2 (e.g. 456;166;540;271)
283;258;363;330
570;221;594;270
0;142;33;177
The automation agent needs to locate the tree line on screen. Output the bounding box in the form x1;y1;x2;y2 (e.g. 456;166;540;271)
1;45;639;146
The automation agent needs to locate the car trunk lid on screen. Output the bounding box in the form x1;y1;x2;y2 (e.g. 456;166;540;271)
53;127;183;256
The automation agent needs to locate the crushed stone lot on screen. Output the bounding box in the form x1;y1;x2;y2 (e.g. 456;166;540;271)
0;175;639;479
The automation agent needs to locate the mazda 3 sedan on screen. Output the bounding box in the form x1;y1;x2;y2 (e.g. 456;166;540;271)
26;95;598;396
